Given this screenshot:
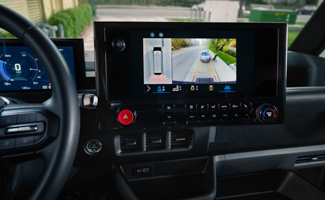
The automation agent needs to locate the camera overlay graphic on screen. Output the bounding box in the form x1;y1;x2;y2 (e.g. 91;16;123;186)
143;38;236;85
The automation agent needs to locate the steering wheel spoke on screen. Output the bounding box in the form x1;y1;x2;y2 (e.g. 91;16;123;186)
0;103;59;155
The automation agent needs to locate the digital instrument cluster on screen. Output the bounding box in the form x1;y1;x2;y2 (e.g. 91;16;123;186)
0;39;85;92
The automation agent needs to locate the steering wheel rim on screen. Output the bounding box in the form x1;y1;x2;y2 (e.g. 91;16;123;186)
0;5;80;200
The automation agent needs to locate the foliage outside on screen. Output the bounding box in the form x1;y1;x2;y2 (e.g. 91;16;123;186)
207;39;236;65
93;0;203;7
48;4;93;38
0;30;15;38
218;52;237;66
172;38;191;50
288;32;300;47
170;18;203;22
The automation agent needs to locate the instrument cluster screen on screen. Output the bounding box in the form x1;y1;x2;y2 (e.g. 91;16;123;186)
0;45;76;91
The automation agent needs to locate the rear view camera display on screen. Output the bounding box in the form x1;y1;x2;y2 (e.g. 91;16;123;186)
143;38;237;85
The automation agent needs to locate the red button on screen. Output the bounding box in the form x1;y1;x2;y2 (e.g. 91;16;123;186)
118;109;134;125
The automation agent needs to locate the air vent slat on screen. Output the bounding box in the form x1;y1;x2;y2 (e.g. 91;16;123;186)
146;133;166;151
171;132;191;149
296;154;325;163
120;135;142;153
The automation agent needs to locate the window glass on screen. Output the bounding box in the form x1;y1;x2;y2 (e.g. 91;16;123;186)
0;0;320;53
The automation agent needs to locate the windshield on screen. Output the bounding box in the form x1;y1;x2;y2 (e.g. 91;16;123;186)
0;0;321;57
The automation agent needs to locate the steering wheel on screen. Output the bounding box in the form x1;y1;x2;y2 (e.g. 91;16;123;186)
0;5;80;200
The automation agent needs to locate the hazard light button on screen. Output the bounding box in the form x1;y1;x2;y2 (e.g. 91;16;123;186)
118;109;134;125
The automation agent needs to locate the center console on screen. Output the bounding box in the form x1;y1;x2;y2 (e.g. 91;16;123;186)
94;22;286;129
90;22;287;200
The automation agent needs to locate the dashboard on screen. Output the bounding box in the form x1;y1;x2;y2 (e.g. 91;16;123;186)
2;22;325;200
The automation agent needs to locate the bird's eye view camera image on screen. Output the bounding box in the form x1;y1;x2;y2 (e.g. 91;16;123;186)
143;38;236;85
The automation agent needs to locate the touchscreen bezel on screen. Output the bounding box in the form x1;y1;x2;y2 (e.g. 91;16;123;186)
95;22;286;103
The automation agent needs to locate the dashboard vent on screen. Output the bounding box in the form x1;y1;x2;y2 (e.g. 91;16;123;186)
296;155;325;164
146;133;166;151
120;135;142;153
171;132;191;149
118;131;193;154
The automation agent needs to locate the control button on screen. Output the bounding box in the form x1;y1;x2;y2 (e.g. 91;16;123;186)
81;94;98;109
199;114;207;119
186;114;198;124
187;114;197;121
189;85;199;92
198;104;208;113
210;114;218;120
36;113;48;122
232;113;241;122
133;165;153;176
198;114;209;123
18;113;36;124
221;113;229;118
85;139;102;154
118;109;134;125
242;112;253;119
242;118;256;123
221;113;232;123
262;109;276;122
220;103;230;112
138;105;161;114
163;121;177;126
1;115;17;126
209;103;218;112
163;105;174;113
6;128;19;133
35;134;46;144
242;103;252;111
233;113;240;119
111;38;126;52
175;104;186;113
18;126;37;132
186;104;197;113
231;103;240;111
16;136;35;148
174;114;186;125
164;115;174;121
36;123;45;133
0;138;15;150
256;104;278;124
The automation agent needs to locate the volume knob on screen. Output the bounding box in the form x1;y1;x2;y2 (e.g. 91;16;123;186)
256;104;278;124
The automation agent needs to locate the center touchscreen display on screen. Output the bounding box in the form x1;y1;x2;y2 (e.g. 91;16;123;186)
132;30;256;95
143;38;237;85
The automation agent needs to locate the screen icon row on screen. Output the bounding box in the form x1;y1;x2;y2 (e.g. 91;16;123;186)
145;85;235;93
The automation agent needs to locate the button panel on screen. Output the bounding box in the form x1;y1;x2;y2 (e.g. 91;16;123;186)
0;111;48;151
160;102;256;125
116;102;273;127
